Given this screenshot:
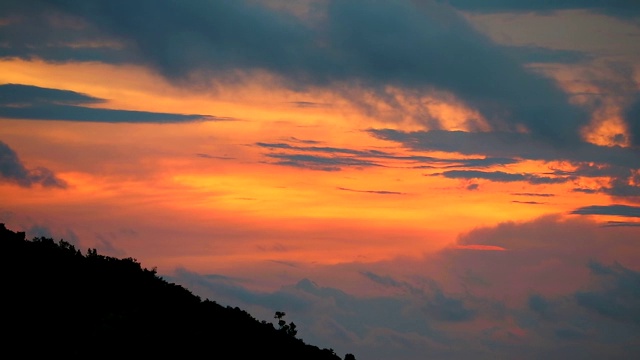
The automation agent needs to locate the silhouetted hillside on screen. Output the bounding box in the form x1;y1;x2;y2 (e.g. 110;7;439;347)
1;224;353;359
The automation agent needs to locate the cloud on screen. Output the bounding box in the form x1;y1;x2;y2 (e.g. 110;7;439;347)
257;140;518;171
371;129;640;200
625;92;640;148
2;0;590;145
0;83;103;105
436;170;573;185
443;0;640;20
512;193;555;197
195;153;236;160
337;187;406;195
575;261;640;325
0;84;216;123
571;204;640;217
264;153;381;171
370;129;640;168
504;45;591;64
160;213;640;360
0;140;67;188
603;221;640;227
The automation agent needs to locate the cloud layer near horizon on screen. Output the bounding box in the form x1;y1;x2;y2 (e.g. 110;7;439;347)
170;214;640;360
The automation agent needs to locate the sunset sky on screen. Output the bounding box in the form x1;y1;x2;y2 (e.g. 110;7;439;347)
2;1;640;359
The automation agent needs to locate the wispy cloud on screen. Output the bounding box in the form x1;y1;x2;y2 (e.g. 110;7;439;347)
337;187;407;195
257;140;518;171
372;129;640;200
0;84;217;123
436;170;574;185
512;192;555;197
0;140;67;188
571;204;640;218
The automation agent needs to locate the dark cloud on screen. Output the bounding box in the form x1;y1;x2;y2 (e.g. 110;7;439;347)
625;93;640;148
163;215;640;360
602;221;640;227
289;101;332;109
437;170;573;185
0;83;216;123
285;137;322;145
423;283;476;322
0;83;102;105
370;129;640;168
337;187;406;195
0;2;131;64
504;46;591;64
571;204;640;218
195;153;235;160
361;271;476;322
257;140;518;171
0;140;67;188
573;188;600;194
371;129;640;199
575;261;640;325
528;294;551;315
265;153;380;171
443;0;640;19
512;193;555;197
512;201;545;205
1;0;589;145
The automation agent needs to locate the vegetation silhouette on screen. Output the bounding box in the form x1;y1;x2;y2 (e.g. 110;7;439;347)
1;224;355;359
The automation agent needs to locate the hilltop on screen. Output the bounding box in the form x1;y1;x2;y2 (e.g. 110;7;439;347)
1;224;355;359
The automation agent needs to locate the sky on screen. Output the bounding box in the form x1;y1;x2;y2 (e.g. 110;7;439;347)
1;1;640;359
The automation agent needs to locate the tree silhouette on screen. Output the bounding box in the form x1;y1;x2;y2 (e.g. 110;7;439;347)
0;223;346;359
275;311;298;337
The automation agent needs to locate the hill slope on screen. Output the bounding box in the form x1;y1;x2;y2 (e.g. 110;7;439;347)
1;224;352;359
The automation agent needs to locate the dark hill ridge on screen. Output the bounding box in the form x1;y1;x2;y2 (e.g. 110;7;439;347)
1;224;354;359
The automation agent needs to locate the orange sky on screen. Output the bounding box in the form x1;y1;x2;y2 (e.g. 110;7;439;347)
1;2;640;359
0;53;634;274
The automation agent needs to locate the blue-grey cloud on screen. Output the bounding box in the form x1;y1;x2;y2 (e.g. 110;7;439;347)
443;0;640;19
573;188;599;194
0;83;103;105
0;140;67;188
436;170;573;185
575;261;640;325
370;129;640;168
371;129;640;199
164;215;640;360
571;204;640;218
0;83;216;123
528;294;551;315
512;201;546;205
289;102;333;109
361;271;476;322
512;193;555;197
195;153;235;160
264;153;381;171
257;141;518;171
625;93;640;147
504;46;591;64
1;0;589;145
602;221;640;227
337;187;406;195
